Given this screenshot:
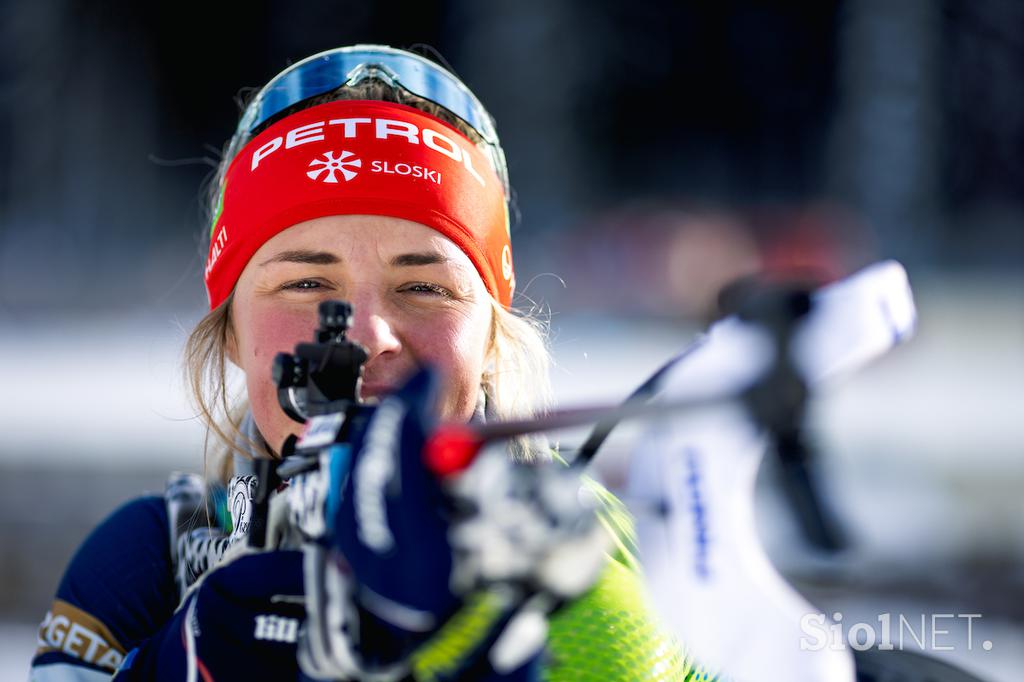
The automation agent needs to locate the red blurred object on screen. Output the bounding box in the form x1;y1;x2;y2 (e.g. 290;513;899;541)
755;203;875;287
424;424;483;477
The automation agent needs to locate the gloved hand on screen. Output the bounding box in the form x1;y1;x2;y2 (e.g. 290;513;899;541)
298;368;465;679
113;549;306;681
296;368;610;681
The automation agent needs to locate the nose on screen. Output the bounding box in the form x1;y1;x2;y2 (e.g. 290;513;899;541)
344;294;402;363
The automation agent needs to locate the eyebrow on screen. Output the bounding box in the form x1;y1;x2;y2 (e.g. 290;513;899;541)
258;249;450;268
390;252;450;267
259;250;340;266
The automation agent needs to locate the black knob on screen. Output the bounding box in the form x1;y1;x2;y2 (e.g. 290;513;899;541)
273;353;307;389
319;300;353;333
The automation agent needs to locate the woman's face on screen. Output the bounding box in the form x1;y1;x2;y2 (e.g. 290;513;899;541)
228;215;493;453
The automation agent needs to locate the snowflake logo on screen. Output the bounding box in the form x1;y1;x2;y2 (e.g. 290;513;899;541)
306;150;362;183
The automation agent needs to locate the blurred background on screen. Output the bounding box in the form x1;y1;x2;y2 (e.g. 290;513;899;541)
1;0;1021;679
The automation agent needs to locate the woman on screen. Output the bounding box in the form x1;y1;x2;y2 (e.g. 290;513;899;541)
31;45;703;681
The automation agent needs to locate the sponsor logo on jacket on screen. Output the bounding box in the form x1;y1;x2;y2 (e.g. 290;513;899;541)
36;599;126;670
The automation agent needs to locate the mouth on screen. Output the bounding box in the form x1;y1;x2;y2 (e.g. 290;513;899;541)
358;382;397;406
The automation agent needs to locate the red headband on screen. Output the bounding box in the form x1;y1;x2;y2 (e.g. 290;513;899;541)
204;100;513;310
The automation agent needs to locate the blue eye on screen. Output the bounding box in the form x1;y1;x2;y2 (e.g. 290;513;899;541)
282;279;322;291
405;283;451;297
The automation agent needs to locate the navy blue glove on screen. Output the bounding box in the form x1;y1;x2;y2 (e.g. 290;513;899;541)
298;369;545;681
114;550;307;681
332;368;457;627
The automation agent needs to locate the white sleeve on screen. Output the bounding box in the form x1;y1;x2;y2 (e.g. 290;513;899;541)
30;663;112;682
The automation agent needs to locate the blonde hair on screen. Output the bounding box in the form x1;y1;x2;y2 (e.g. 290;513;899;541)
186;77;552;480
